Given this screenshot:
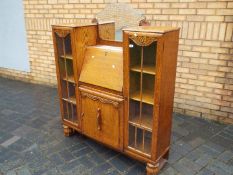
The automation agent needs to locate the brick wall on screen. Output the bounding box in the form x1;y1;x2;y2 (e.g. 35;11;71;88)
0;0;232;124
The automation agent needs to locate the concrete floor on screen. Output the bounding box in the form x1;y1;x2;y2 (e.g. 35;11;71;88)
0;77;232;175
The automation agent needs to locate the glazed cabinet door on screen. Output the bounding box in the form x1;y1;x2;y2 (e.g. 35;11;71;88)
81;92;122;149
53;29;80;128
123;31;161;158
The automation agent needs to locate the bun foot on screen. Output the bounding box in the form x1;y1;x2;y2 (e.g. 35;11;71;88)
63;125;73;136
146;163;159;175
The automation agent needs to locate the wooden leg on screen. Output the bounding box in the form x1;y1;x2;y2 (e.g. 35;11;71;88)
63;125;73;136
146;163;159;175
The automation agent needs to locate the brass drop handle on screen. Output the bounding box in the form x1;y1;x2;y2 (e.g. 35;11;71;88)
96;108;101;131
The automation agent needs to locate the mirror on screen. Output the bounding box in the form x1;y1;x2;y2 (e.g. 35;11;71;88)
94;3;150;42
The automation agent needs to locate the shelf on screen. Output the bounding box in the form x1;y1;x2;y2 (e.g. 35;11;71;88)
129;115;152;132
62;96;76;105
60;54;73;60
130;65;156;75
62;75;75;83
130;90;154;105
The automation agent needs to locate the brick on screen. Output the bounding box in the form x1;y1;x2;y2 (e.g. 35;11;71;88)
48;0;58;4
139;3;153;8
225;16;233;22
170;15;186;21
171;3;188;8
219;24;227;41
187;15;205;21
217;9;233;15
190;58;208;64
182;62;199;69
206;82;223;89
195;96;212;104
207;2;227;8
162;9;178;15
210;47;229;54
179;9;196;15
205;93;221;100
197;9;215;15
206;23;213;40
189;2;207;8
198;75;215;82
181;73;197;79
209;59;227;66
146;9;161;14
225;23;233;41
203;40;221;47
187;90;203;96
200;23;207;39
192;46;209;53
153;3;170;8
205;16;224;22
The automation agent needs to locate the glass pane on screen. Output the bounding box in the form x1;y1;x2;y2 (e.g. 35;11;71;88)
144;131;152;154
61;81;68;99
129;71;140;101
58;58;66;79
128;124;135;147
141;102;153;130
143;41;157;75
55;34;64;57
129;99;140;122
64;34;72;58
142;74;154;105
130;39;141;69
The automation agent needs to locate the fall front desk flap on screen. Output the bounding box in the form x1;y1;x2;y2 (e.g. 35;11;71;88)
79;45;123;92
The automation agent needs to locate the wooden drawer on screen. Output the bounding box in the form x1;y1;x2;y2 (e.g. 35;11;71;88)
80;87;123;150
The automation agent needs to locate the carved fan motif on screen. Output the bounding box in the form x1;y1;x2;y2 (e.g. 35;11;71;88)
129;35;157;46
55;30;70;38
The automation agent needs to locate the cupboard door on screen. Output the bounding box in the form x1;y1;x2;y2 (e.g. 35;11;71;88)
126;33;157;157
81;95;121;149
54;29;79;127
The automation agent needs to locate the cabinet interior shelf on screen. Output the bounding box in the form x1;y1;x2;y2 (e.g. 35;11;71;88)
62;75;75;83
60;54;73;60
130;65;156;75
130;90;154;105
62;96;76;105
129;115;152;132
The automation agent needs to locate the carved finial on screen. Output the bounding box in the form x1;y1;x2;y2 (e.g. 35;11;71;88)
92;17;98;24
139;17;150;26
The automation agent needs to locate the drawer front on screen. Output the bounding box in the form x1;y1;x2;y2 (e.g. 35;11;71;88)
81;93;122;149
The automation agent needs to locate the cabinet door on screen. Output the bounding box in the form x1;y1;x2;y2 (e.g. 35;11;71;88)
124;32;160;157
81;94;121;149
53;29;80;128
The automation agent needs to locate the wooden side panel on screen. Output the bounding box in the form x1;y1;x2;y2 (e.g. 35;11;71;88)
156;30;180;159
73;25;98;79
123;31;130;151
72;25;98;127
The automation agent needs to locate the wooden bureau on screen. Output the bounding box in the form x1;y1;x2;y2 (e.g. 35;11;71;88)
52;22;179;175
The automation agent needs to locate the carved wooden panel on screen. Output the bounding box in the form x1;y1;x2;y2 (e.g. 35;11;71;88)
129;34;157;46
54;29;70;38
81;91;120;108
